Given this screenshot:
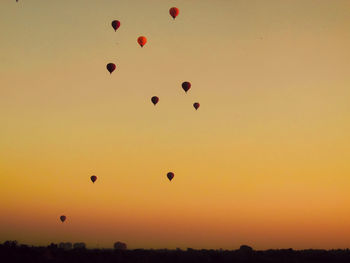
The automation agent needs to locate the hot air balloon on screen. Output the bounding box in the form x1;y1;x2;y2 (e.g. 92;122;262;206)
193;102;200;110
106;63;116;74
151;96;159;105
182;82;191;93
167;172;174;181
137;36;147;47
90;175;97;183
60;215;66;223
169;7;179;20
111;20;121;31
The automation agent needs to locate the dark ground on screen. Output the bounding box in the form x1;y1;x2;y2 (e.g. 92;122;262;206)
1;242;350;263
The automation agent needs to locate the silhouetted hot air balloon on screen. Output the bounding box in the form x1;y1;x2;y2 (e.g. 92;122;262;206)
169;7;179;20
111;20;121;31
182;82;191;93
60;215;66;223
137;36;147;47
151;96;159;105
193;102;200;110
107;63;116;74
167;172;174;181
90;175;97;183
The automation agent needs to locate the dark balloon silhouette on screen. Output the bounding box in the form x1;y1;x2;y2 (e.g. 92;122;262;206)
167;172;174;181
90;175;97;183
60;215;66;223
106;63;116;74
137;36;147;47
169;7;179;19
111;20;121;31
193;102;200;110
182;82;191;93
151;96;159;105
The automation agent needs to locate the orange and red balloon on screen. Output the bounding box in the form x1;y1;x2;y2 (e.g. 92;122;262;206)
169;7;179;20
137;36;147;47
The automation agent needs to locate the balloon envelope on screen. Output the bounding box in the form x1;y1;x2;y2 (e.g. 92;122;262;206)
151;96;159;105
137;36;147;47
111;20;121;31
193;102;200;110
60;215;66;223
90;175;97;183
169;7;179;19
182;82;191;93
107;63;116;74
167;172;174;181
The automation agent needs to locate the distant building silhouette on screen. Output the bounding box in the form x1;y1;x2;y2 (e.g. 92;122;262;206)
47;243;58;249
59;242;72;250
114;241;127;250
3;240;18;248
73;242;86;249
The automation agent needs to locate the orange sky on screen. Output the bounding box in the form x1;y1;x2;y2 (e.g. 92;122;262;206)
0;0;350;249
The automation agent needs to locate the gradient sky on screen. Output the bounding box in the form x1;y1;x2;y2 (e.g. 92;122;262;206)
1;0;350;250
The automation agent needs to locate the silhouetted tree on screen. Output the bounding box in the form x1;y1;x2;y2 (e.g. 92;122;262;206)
114;241;127;250
238;244;253;257
239;245;253;252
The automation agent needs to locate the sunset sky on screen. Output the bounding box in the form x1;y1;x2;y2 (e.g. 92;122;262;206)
1;0;350;249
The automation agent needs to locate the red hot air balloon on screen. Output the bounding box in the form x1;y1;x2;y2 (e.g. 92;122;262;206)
151;96;159;105
137;36;147;47
182;82;191;93
111;20;121;31
60;215;66;223
167;172;174;181
90;175;97;183
193;102;200;110
169;7;179;19
106;63;116;74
